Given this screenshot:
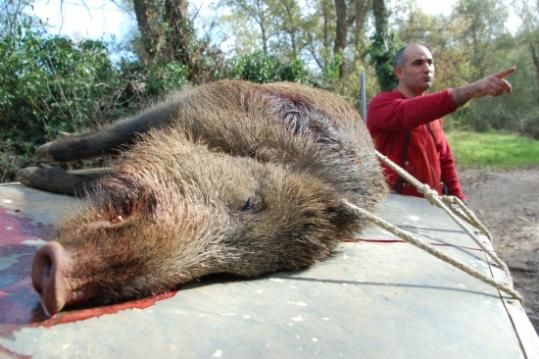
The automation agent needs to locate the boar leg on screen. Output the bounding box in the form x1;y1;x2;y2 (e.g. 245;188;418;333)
37;103;181;163
17;166;111;196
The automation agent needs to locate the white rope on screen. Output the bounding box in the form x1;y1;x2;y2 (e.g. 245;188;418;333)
441;195;493;241
344;200;522;301
350;150;521;301
374;151;512;284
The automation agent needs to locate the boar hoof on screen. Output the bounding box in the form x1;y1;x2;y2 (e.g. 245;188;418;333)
36;142;56;163
16;167;40;186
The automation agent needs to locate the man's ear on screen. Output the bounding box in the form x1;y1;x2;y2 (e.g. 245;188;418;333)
395;67;403;81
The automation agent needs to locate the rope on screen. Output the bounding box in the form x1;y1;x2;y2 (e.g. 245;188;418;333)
441;195;493;241
352;150;521;300
374;151;513;284
344;200;522;301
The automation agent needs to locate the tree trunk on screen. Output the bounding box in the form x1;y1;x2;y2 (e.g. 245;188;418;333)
260;23;268;55
529;40;539;102
372;0;387;37
164;0;190;62
164;0;202;79
322;0;332;55
282;1;298;58
370;0;398;91
133;0;160;62
254;0;269;55
334;0;347;77
353;0;370;56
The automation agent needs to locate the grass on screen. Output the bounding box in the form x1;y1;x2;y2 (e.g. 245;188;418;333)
446;131;539;169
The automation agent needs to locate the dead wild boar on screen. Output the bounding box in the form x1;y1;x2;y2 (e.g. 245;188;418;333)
18;80;388;316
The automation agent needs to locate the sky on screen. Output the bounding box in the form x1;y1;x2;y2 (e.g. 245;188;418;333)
31;0;136;41
28;0;521;43
413;1;454;15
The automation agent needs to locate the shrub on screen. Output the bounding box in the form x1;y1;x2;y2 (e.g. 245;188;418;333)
145;61;191;95
229;51;308;83
0;29;123;180
521;113;539;139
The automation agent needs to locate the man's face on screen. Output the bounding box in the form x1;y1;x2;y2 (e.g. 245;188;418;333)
396;45;435;96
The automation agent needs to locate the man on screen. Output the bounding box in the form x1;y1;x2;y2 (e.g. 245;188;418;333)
367;43;515;201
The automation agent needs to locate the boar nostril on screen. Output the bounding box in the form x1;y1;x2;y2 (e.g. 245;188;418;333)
34;282;43;295
35;250;53;279
32;245;56;295
43;254;52;278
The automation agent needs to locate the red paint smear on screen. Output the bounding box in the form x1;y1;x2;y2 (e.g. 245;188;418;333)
39;290;176;327
0;207;54;334
0;207;53;245
0;207;177;339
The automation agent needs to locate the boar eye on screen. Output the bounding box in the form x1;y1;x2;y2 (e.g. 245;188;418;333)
240;194;263;212
241;197;255;211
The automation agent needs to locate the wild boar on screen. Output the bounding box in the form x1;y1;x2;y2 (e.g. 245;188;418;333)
18;80;388;316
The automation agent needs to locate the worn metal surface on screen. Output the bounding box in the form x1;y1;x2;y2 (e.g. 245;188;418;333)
0;182;537;358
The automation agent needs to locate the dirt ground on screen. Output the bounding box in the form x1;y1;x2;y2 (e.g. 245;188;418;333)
459;167;539;332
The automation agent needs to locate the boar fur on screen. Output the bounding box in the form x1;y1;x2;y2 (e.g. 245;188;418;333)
18;80;388;316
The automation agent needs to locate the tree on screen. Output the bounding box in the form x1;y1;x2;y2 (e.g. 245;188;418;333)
351;0;371;59
268;0;310;59
332;0;370;78
133;0;162;61
132;0;210;79
333;0;347;77
452;0;508;78
0;0;39;36
220;0;370;82
515;0;539;93
222;0;273;55
301;0;336;72
368;0;401;91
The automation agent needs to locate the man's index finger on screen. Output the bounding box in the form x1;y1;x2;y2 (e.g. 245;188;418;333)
495;66;517;79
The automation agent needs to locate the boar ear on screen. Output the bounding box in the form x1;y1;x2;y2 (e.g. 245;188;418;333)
103;192;157;221
328;200;362;229
95;176;158;220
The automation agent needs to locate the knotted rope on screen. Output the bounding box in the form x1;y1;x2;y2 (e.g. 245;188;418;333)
344;151;521;301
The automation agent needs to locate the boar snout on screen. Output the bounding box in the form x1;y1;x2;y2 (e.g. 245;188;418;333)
32;241;71;316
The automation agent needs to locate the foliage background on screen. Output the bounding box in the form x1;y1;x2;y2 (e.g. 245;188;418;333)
1;0;538;181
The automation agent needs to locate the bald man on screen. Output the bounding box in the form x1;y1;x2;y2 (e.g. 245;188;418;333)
367;43;515;200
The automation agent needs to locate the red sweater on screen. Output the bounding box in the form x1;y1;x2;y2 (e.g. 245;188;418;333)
366;89;466;200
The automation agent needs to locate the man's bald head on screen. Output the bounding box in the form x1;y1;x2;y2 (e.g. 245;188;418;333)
394;43;432;71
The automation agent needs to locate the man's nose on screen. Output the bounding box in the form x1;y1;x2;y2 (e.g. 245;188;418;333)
423;63;433;72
